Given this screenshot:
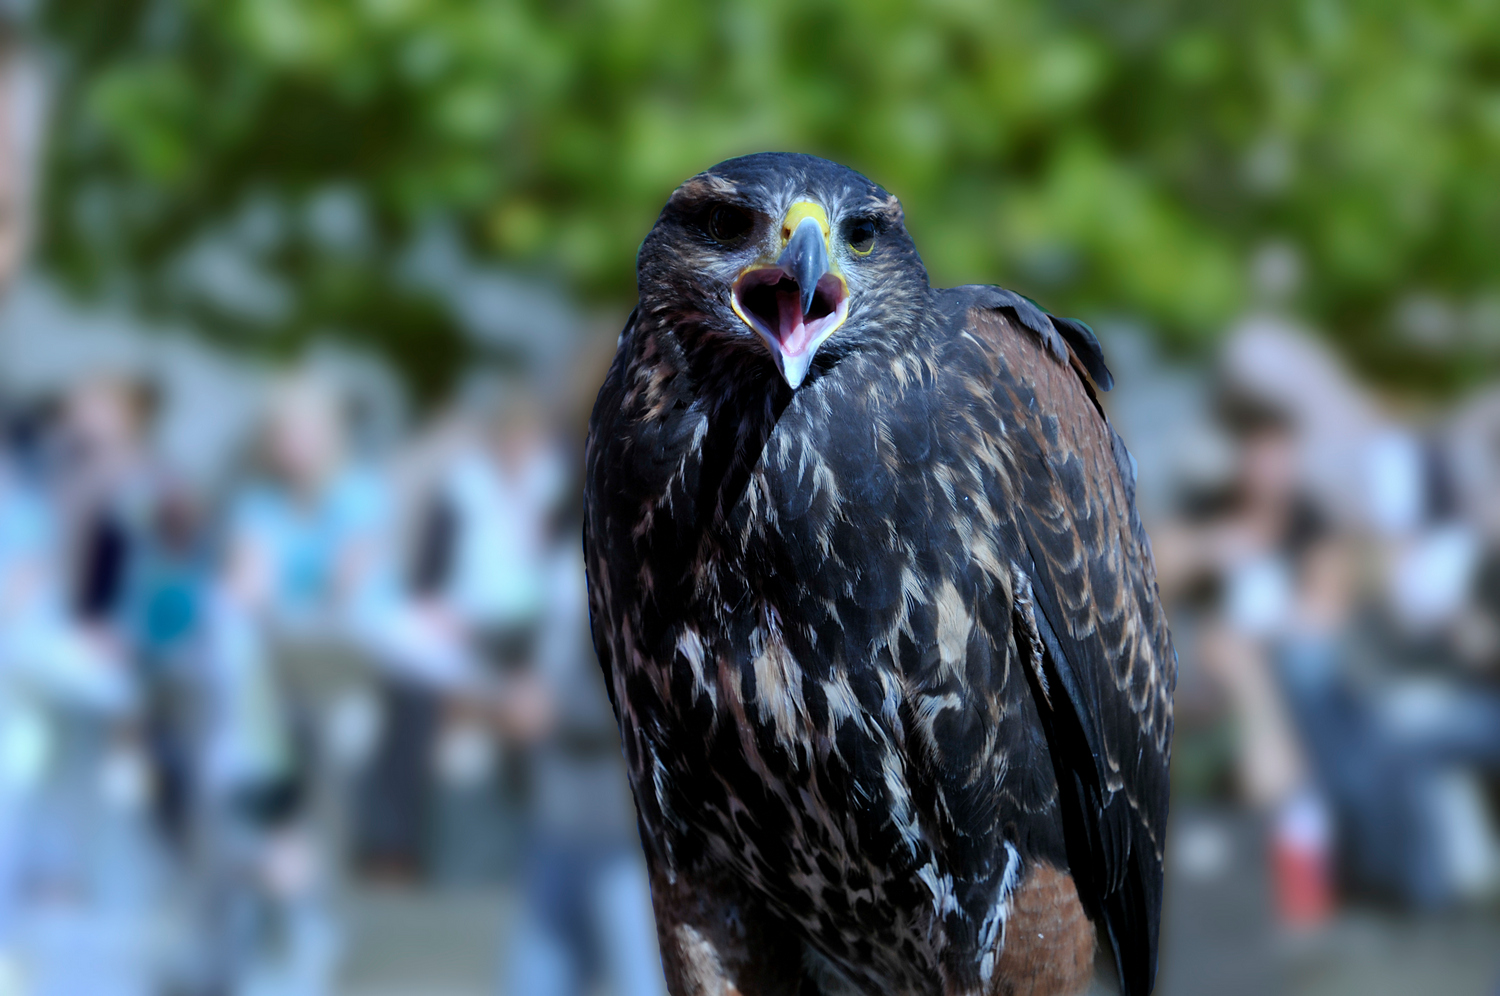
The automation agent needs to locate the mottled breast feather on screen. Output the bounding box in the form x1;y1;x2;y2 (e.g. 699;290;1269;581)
584;274;1174;996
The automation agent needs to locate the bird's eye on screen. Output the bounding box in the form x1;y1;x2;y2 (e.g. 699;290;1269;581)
847;218;876;255
708;204;753;244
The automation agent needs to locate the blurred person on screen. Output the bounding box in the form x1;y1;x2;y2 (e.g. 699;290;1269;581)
1153;395;1341;927
224;377;392;643
204;370;493;992
0;395;137;722
128;485;215;851
408;382;567;652
494;503;664;996
203;374;400;994
399;380;662;996
397;381;566;874
1447;384;1500;551
0;376;173;996
51;377;159;696
0;402;67;974
1217;253;1386;534
1439;387;1500;672
49;374;160;830
1356;428;1500;906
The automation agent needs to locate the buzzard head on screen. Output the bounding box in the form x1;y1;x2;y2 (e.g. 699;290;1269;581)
638;152;931;389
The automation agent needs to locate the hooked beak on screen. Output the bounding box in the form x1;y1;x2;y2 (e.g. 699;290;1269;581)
779;213;829;316
731;202;849;389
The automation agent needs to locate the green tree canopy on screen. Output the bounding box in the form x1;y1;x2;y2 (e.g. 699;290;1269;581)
37;0;1500;399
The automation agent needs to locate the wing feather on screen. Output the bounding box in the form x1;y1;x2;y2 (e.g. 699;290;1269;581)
955;294;1174;996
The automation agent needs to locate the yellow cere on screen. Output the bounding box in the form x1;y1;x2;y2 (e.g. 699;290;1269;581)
781;201;830;242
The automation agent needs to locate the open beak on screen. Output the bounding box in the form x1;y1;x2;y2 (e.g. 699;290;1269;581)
731;201;849;389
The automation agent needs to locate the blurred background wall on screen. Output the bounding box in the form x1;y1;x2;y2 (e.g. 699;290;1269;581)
0;2;1496;995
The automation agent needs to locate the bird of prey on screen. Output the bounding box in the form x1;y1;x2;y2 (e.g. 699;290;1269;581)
584;153;1175;996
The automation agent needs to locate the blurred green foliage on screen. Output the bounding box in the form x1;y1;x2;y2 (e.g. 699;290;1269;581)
36;0;1500;398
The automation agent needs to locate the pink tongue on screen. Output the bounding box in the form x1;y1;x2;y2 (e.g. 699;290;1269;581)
776;285;816;355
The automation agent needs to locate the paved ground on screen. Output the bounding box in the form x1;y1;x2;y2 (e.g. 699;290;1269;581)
1289;910;1500;996
339;814;1500;996
341;886;507;996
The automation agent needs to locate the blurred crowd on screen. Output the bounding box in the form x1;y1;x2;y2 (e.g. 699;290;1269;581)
1112;249;1500;941
0;333;666;996
0;23;672;992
